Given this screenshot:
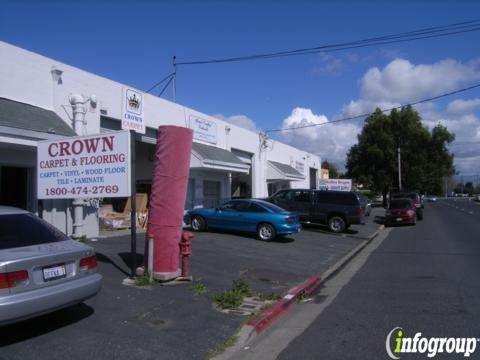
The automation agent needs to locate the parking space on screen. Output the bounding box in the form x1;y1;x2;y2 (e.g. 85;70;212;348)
0;212;383;360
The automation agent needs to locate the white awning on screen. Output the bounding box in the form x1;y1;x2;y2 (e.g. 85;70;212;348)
267;160;305;181
191;142;250;174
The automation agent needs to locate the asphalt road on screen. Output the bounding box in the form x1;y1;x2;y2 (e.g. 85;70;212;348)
275;200;480;359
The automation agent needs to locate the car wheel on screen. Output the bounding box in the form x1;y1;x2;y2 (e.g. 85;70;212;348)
257;223;276;241
328;216;346;233
191;216;206;231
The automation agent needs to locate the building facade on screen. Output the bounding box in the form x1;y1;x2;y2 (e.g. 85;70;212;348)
0;41;321;238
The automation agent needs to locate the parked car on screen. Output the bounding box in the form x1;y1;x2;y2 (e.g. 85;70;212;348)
390;192;423;220
356;193;372;216
184;199;301;241
266;189;364;233
385;198;417;226
0;206;102;326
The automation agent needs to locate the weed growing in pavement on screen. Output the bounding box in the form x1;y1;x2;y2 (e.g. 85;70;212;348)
204;335;238;359
232;277;252;296
255;292;282;301
135;274;154;286
191;282;208;296
213;289;244;309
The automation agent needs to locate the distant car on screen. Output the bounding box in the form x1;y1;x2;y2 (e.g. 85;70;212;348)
0;206;102;326
426;196;437;202
385;199;417;226
390;192;423;220
266;189;364;233
372;194;384;207
184;199;301;241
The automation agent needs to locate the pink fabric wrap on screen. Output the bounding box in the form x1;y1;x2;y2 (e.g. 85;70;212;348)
147;125;193;277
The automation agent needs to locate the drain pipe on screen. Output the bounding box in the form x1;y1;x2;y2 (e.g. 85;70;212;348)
69;94;96;239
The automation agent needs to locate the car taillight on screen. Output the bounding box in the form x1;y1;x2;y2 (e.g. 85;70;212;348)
80;255;97;270
0;270;29;289
285;216;296;223
356;207;364;217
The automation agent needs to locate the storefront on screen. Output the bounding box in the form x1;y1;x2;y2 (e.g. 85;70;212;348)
0;41;321;238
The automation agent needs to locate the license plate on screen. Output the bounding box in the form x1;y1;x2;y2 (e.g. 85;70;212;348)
396;217;403;222
43;264;66;281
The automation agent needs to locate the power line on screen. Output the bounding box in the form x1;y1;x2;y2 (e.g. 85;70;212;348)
264;83;480;133
176;19;480;66
146;72;174;93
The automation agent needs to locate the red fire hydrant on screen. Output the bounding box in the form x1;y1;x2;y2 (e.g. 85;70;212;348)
179;231;194;278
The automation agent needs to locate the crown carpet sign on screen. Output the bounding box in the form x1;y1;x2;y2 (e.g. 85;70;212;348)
122;87;145;134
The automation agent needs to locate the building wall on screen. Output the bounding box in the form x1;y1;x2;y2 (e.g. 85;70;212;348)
0;41;322;236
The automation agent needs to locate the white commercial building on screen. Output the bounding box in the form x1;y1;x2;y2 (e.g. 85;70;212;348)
0;41;321;238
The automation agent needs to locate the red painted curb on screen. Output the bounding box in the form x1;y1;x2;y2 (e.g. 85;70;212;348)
247;276;321;334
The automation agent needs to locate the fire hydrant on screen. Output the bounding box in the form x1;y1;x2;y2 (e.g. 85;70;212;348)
179;231;194;279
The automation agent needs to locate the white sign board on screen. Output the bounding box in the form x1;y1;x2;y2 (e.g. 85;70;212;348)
189;115;217;144
319;179;352;191
122;87;145;134
37;131;131;199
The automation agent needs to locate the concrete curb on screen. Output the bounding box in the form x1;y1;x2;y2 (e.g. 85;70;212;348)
215;223;385;359
246;276;322;334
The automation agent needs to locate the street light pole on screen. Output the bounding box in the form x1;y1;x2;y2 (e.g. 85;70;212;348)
397;146;402;191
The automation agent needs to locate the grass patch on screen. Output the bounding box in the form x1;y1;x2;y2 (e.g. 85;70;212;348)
135;274;154;286
255;292;282;301
213;277;252;310
191;282;208;296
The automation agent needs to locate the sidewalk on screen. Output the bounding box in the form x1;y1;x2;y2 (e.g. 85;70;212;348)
0;210;384;360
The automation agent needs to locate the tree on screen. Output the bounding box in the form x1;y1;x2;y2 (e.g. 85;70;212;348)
346;106;455;197
321;160;340;179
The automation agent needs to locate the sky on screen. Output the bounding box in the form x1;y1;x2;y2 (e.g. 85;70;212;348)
1;0;480;183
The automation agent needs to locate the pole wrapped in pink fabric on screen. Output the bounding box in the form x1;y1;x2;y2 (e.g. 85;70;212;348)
147;125;193;281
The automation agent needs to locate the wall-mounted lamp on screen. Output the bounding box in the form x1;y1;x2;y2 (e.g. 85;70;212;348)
225;126;231;135
50;66;63;84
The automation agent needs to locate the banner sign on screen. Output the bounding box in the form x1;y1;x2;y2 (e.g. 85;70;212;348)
122;87;145;134
189;115;217;144
37;131;131;199
319;178;352;191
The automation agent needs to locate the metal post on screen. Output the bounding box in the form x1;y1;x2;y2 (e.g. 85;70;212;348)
172;56;177;103
130;130;137;278
397;147;402;191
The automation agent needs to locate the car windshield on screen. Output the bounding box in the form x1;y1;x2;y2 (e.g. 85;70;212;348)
0;213;69;250
389;199;412;209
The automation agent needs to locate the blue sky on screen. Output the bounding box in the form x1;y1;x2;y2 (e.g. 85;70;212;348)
2;0;480;181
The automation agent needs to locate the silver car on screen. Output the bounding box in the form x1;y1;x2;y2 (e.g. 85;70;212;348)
0;206;102;325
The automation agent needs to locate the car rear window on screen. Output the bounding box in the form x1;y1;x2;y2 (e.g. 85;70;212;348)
0;213;69;250
389;199;412;209
256;201;285;213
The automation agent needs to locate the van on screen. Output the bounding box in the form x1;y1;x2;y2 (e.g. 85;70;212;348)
266;189;364;233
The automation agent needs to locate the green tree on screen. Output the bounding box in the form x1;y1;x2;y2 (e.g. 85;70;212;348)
346;106;455;197
321;160;340;179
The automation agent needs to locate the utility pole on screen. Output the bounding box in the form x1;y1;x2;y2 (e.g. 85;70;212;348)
172;56;177;103
397;146;402;191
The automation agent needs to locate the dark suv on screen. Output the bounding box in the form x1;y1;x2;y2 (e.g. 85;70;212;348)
390;192;423;220
266;189;364;233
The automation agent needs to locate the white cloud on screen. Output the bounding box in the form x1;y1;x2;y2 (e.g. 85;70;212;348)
214;114;259;132
343;58;480;117
277;58;480;175
279;107;360;168
446;98;480;114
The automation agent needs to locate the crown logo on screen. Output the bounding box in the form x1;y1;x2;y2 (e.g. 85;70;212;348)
128;94;140;109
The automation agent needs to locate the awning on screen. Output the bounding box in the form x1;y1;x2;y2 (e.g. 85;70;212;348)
191;142;250;174
267;160;305;181
0;98;76;139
